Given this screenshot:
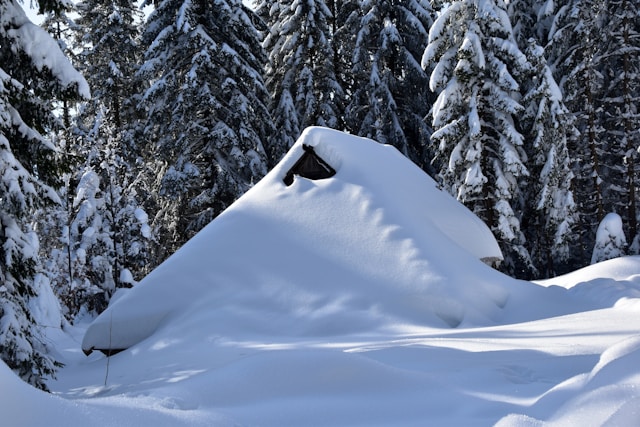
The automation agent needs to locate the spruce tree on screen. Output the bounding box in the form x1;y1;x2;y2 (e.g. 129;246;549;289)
0;0;88;388
422;0;533;275
507;0;579;276
40;4;79;129
520;42;578;276
260;0;344;164
136;0;271;261
63;169;116;317
75;0;142;135
599;0;640;249
344;0;434;170
74;0;149;280
546;0;640;265
332;0;361;112
507;0;555;47
547;0;607;263
38;0;150;318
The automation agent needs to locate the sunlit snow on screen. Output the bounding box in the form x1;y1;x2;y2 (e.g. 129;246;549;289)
8;2;90;98
1;128;640;426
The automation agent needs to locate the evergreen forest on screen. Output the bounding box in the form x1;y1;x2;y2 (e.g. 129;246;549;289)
1;0;639;388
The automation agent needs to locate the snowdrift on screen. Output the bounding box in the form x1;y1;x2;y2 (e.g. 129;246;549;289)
496;335;640;426
7;252;640;427
82;127;577;355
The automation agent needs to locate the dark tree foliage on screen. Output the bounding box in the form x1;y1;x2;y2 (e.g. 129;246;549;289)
507;0;578;277
135;0;271;261
547;0;639;263
344;0;435;171
70;0;147;301
599;0;640;250
259;0;344;164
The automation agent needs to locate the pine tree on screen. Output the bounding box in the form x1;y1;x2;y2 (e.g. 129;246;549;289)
507;0;555;47
506;0;579;276
547;0;607;263
40;4;79;129
75;0;142;134
42;139;153;320
260;0;344;164
0;0;88;388
549;1;605;259
331;0;361;113
136;0;271;261
60;169;116;317
422;0;533;275
344;0;434;170
38;0;150;318
75;0;149;280
520;41;578;277
546;0;640;265
599;0;640;249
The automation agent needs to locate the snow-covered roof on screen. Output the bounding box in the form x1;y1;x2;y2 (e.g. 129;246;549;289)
82;127;505;354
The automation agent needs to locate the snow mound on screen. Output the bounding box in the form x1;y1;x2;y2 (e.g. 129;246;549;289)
83;127;574;355
592;213;627;264
0;360;82;426
536;256;640;307
497;335;640;427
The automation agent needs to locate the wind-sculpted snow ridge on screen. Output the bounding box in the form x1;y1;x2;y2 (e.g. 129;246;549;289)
496;335;640;426
81;127;590;355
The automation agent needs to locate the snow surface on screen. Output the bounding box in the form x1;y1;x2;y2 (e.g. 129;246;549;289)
82;127;507;354
3;127;640;426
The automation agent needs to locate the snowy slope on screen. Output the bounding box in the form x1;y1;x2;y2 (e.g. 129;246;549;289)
29;261;640;427
3;274;640;427
2;127;640;426
83;127;523;354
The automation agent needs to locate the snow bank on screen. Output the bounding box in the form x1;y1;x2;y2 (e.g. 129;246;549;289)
536;256;640;307
0;360;87;426
0;260;634;427
496;335;640;426
0;358;217;427
82;128;583;356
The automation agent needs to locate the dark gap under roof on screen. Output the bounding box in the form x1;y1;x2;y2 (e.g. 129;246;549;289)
283;144;336;186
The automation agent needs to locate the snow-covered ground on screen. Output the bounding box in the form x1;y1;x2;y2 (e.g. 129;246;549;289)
3;128;640;426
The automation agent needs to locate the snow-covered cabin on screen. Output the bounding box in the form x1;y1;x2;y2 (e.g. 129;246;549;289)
82;127;503;355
